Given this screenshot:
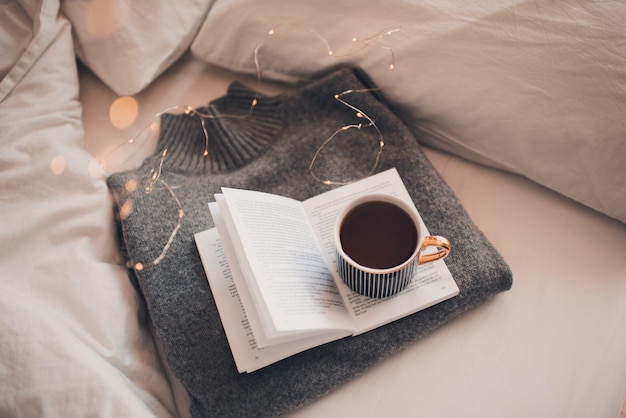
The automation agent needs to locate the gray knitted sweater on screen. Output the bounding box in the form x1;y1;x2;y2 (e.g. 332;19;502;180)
107;68;512;418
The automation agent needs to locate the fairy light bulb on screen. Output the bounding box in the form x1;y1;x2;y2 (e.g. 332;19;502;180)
119;199;133;220
125;178;137;193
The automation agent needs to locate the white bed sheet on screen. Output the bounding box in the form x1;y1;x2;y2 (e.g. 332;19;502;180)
79;53;626;418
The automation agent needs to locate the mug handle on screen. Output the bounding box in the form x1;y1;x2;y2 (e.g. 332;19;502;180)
418;235;451;264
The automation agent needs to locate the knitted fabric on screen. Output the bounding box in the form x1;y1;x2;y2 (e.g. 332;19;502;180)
107;68;512;418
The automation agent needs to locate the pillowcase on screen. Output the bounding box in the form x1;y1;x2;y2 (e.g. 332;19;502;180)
190;0;626;223
62;0;215;96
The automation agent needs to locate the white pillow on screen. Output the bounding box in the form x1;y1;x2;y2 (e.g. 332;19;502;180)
0;1;178;416
191;0;626;223
62;0;215;95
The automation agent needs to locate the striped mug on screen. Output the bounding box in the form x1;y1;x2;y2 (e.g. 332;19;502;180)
334;193;450;298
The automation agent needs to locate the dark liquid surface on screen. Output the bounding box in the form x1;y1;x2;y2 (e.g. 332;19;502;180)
339;201;418;269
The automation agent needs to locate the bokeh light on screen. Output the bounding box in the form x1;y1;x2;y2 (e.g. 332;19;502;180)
50;155;66;175
109;96;139;129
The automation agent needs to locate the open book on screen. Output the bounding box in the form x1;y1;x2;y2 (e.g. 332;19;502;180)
195;168;459;373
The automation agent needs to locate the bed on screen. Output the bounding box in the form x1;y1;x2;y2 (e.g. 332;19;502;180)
2;1;625;417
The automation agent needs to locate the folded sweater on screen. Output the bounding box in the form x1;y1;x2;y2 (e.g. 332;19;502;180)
107;68;512;418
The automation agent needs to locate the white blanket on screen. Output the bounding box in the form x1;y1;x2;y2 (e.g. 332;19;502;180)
0;2;177;416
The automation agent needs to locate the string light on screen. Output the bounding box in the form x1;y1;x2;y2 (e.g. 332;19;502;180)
309;88;385;186
124;178;184;271
259;23;398;70
349;27;400;71
101;23;400;271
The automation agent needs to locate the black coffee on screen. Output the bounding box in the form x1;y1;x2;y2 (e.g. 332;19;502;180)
339;200;418;269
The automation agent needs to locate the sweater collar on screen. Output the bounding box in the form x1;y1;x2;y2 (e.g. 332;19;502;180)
153;81;284;175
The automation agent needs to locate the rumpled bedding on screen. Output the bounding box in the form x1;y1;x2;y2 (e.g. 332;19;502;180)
0;1;178;416
1;0;625;417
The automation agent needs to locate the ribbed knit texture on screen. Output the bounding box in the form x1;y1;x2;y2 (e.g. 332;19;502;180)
107;68;512;418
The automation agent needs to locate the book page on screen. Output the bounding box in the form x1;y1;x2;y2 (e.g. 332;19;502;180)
209;199;272;348
302;168;459;333
194;229;351;373
218;187;354;343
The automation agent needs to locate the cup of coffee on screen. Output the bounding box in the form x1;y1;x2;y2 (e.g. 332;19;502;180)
334;193;450;298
